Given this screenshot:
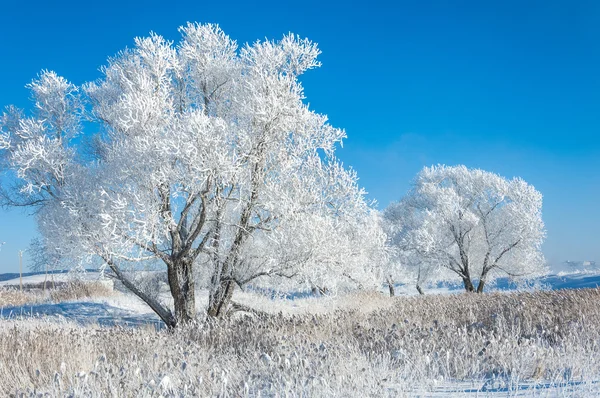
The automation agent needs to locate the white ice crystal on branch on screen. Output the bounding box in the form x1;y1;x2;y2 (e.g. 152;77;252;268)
0;72;82;207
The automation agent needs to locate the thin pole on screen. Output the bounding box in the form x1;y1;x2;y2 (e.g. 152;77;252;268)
44;262;48;293
19;250;23;293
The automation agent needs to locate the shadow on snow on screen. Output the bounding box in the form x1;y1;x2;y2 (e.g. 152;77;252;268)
0;301;163;329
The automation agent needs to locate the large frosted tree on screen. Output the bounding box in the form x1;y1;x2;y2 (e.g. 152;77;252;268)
385;165;546;293
0;24;385;326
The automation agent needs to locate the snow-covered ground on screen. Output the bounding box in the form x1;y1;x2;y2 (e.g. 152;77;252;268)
0;271;161;327
0;295;161;328
412;379;600;397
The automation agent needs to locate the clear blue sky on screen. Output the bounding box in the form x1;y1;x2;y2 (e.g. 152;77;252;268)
0;0;598;272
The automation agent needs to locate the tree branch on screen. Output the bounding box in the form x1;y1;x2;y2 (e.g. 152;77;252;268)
101;254;176;328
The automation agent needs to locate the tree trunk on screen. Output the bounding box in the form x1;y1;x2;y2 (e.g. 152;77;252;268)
476;278;486;293
416;284;425;295
43;262;48;294
311;286;329;296
207;256;236;317
105;258;176;328
386;276;395;297
207;280;235;317
462;277;475;292
167;259;196;323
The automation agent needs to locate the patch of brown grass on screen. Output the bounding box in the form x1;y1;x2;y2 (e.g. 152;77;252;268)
48;281;114;303
0;281;114;308
0;288;42;307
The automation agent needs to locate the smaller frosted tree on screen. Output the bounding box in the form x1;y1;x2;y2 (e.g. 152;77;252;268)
385;165;546;293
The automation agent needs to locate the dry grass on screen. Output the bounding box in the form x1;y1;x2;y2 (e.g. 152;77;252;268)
0;289;42;307
1;288;600;396
48;281;114;303
0;281;114;308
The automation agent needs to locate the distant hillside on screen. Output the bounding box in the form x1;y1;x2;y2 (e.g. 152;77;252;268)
541;272;600;290
0;270;69;282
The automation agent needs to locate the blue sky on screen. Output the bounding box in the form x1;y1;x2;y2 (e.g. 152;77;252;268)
0;0;598;272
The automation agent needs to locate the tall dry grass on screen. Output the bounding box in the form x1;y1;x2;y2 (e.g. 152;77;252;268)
1;288;600;396
0;281;114;308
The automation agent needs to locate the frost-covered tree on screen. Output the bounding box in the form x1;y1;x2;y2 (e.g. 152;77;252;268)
383;199;449;295
27;238;60;272
0;24;385;326
385;165;546;293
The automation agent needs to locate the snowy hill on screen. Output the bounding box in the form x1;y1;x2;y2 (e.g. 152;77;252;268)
0;270;70;283
541;271;600;290
0;270;107;287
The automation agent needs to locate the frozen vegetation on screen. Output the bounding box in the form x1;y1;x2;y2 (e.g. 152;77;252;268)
1;285;600;396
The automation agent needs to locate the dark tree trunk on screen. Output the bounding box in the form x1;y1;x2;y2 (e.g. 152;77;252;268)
388;283;395;297
462;277;475;292
476;278;486;293
416;284;425;295
104;257;176;328
167;258;196;323
207;280;235;317
311;286;329;296
386;276;395;297
207;256;236;318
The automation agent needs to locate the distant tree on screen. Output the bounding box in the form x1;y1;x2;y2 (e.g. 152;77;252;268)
383;199;448;295
0;24;385;327
27;238;60;273
385;165;546;293
26;238;62;290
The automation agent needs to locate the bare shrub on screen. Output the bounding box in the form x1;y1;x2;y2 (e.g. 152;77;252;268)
1;288;600;396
